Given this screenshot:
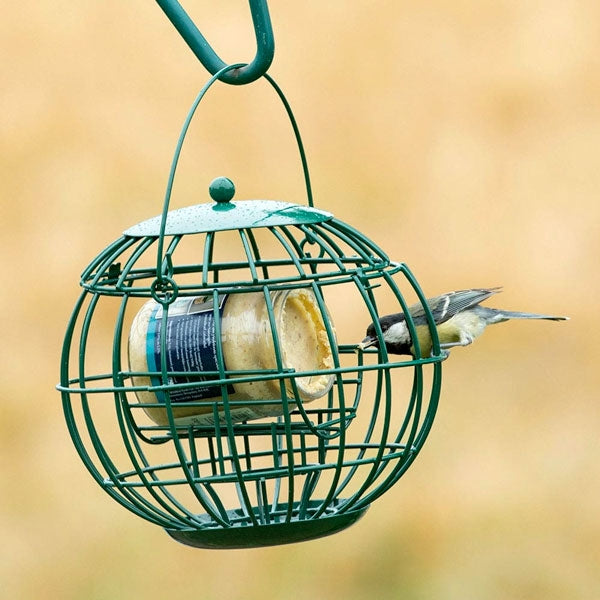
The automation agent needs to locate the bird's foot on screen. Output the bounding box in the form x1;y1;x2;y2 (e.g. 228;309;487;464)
439;335;474;350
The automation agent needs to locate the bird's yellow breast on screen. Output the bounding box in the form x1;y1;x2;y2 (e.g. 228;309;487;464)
411;313;485;358
411;322;460;358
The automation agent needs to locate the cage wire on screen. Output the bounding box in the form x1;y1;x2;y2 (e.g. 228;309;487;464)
58;51;444;549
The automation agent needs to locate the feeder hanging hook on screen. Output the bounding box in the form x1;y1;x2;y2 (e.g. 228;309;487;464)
155;0;274;85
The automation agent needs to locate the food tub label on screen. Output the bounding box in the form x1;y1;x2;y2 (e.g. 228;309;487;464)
146;295;234;403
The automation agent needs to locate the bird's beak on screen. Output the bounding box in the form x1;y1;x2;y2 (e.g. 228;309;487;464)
358;336;378;350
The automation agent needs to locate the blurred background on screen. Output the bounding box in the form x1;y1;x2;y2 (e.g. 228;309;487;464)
2;1;599;598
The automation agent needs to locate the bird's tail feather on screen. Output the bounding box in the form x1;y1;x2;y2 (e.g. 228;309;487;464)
482;308;569;323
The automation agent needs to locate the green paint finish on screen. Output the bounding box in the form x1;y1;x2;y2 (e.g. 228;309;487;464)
124;200;333;237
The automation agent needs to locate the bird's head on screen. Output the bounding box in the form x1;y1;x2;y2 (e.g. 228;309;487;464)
359;313;412;356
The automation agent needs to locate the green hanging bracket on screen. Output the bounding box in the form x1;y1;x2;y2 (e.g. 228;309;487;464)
155;0;275;85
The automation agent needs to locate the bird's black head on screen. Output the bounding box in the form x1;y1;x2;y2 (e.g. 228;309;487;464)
360;313;413;356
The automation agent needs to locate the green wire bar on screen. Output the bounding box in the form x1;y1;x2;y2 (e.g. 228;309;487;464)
58;54;445;547
155;0;274;85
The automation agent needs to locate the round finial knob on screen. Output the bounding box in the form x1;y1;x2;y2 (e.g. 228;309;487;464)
209;177;235;203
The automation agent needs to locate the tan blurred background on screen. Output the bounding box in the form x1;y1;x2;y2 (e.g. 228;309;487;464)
2;1;599;598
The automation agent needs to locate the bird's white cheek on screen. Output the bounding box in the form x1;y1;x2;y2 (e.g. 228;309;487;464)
384;322;410;345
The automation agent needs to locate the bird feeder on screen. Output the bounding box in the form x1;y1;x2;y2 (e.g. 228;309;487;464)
58;0;445;548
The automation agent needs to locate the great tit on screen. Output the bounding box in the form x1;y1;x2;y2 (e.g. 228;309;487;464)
359;287;568;358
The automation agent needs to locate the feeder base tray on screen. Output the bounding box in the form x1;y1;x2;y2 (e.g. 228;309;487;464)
165;501;369;549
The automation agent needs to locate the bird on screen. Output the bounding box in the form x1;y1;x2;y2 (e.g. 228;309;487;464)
359;287;568;358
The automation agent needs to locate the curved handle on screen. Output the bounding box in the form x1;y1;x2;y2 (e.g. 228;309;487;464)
155;0;274;85
154;63;314;286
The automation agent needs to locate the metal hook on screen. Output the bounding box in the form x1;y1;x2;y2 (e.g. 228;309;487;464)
155;0;274;85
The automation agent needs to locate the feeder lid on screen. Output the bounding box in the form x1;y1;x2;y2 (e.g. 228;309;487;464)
124;177;332;237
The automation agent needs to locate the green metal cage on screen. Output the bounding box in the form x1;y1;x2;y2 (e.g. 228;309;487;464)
57;27;445;547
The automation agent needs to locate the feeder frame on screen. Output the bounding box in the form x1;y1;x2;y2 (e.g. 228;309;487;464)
58;2;445;549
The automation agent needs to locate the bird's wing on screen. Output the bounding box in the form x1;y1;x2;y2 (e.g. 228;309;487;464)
408;287;502;325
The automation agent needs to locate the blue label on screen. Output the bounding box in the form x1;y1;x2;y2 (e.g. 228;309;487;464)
146;295;234;404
